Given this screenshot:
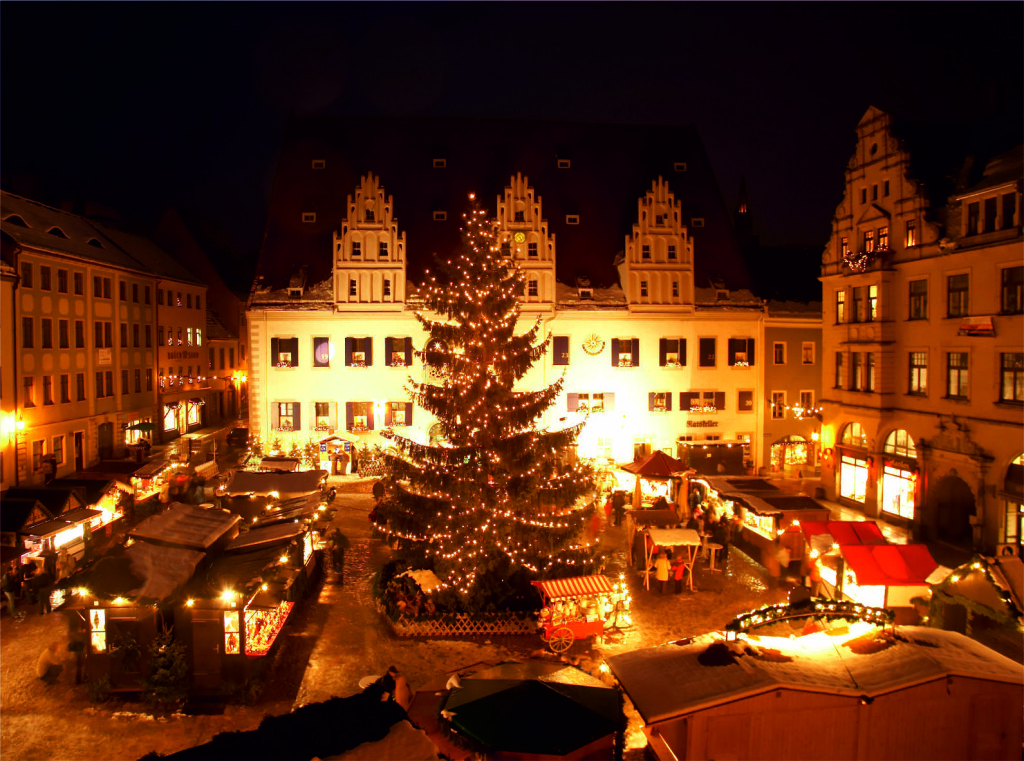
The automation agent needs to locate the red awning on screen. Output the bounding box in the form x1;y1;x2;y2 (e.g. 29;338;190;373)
621;451;685;478
801;520;887;547
842;543;939;586
533;575;614;600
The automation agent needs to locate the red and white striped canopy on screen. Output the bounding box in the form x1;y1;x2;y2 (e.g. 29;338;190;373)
533;575;614;600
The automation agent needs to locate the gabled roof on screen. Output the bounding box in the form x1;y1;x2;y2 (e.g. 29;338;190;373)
257;116;748;292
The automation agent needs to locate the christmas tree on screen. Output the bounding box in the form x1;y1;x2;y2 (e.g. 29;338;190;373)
379;196;598;611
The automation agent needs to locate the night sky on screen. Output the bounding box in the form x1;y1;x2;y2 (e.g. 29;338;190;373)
3;2;1021;270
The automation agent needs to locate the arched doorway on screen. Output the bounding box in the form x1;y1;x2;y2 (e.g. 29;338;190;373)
932;474;975;546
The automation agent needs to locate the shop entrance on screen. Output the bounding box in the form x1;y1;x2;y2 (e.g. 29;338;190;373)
932;474;975;546
98;422;114;461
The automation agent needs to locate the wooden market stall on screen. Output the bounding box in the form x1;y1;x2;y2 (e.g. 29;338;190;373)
607;626;1023;761
697;476;830;566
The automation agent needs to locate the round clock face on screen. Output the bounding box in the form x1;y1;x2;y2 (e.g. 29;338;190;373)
582;333;605;355
513;232;526;244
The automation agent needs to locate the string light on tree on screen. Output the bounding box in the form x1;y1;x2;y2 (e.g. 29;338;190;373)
378;194;599;610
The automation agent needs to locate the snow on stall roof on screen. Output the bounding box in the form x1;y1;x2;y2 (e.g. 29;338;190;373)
607;626;1023;725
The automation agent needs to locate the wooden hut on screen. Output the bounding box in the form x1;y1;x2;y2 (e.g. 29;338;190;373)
608;626;1023;761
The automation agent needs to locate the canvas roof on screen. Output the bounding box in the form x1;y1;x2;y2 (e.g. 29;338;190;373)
621;450;686;479
129;503;239;550
841;543;939;587
801;520;888;548
224;469;326;499
607;627;1024;726
443;661;619;756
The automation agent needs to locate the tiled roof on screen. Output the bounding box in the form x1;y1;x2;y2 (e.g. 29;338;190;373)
257;116;749;293
0;190;201;284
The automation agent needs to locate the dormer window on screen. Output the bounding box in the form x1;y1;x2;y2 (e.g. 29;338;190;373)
302;212;316;223
312;159;326;169
47;227;68;239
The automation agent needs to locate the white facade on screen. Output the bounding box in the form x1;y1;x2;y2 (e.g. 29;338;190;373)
248;175;817;471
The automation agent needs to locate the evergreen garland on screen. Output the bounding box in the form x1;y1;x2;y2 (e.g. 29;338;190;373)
378;195;598;611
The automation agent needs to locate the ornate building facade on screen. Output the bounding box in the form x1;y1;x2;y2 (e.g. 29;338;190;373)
819;107;1023;554
248;118;823;476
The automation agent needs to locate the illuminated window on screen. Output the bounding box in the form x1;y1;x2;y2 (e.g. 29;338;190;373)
771;392;786;419
909;352;928;395
999;353;1023;403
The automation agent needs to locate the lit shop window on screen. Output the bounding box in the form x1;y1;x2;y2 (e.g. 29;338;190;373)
90;608;107;652
224;611;240;655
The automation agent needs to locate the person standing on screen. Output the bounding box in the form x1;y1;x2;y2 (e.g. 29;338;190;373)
654;550;671;594
2;562;18;617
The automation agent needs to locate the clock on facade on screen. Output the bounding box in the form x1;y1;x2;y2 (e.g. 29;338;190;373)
513;232;526;243
582;333;605;355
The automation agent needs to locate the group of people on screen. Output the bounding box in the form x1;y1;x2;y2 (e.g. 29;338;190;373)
1;547;78;618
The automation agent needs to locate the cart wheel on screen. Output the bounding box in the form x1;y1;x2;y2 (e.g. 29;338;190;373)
548;627;574;653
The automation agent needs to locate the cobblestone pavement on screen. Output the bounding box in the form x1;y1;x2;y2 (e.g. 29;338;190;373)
0;478;788;761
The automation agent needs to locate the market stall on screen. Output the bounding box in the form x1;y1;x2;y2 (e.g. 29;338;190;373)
532;574;630;652
619;450;686;509
640;527;701;591
698;476;830;566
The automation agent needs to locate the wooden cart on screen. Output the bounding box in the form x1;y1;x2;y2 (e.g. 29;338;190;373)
532;575;630;653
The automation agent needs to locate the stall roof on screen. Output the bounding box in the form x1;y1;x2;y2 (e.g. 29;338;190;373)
125;541;206;601
130;503;240;550
621;450;685;478
22;518;72;538
225;523;305;552
51;478;121;505
224;469;326;499
532;575;614;600
59;507;102;524
0;498;54;532
608;627;1024;726
133;459;171;478
842;543;940;586
647;527;702;548
801;520;887;547
2;487;84;517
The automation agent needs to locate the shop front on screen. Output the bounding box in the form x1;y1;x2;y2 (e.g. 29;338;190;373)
878;429;919;524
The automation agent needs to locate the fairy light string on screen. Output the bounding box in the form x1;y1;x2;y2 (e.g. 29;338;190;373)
378;195;598;603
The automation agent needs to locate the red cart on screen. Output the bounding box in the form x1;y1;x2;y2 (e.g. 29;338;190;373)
532;574;631;653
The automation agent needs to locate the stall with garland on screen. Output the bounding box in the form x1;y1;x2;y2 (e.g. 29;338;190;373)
927;554;1023;663
697;476;830;566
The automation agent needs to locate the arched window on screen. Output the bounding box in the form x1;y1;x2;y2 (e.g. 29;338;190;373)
884;429;917;458
840;422;867;448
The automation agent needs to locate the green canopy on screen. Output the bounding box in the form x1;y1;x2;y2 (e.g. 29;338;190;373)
443;661;622;756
